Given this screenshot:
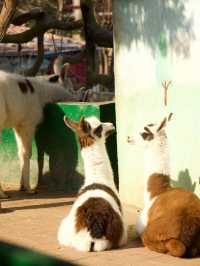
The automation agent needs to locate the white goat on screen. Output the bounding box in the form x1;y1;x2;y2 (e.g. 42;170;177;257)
128;114;200;258
58;116;127;252
0;70;83;198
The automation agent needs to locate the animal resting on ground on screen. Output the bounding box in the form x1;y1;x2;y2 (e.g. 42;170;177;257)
128;114;200;258
58;116;127;251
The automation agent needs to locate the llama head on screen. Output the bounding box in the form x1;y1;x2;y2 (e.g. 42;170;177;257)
127;113;173;147
64;116;115;148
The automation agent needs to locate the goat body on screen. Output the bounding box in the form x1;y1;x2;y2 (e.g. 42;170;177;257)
0;70;82;196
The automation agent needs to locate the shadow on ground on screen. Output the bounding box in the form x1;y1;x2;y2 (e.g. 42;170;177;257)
0;240;77;266
35;103;83;194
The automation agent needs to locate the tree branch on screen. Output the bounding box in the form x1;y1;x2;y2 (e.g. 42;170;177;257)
80;0;113;48
3;27;38;43
45;18;82;31
92;27;113;48
81;0;113;89
81;0;96;88
0;0;17;41
12;8;45;26
23;33;44;76
1;12;83;43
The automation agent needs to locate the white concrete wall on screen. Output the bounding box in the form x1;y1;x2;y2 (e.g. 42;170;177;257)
113;0;200;207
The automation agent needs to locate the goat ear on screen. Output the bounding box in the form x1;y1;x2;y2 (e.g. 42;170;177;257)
48;75;59;83
63;62;70;71
80;116;91;133
157;117;167;132
64;116;79;131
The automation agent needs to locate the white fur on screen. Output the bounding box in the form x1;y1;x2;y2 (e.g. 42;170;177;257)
81;117;117;190
58;117;127;251
134;127;170;235
81;141;116;189
144;133;170;204
135;197;157;235
0;70;81;195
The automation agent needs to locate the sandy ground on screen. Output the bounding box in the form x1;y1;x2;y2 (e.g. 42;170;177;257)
0;191;200;266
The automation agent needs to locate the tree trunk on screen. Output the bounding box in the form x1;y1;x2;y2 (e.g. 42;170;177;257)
73;0;82;20
0;0;17;41
23;34;44;76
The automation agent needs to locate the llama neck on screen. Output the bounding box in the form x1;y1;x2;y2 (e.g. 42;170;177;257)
144;135;170;204
81;140;115;189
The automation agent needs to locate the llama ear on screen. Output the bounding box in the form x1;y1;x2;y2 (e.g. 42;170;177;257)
157;117;167;132
63;116;79;131
80;116;91;133
157;113;173;132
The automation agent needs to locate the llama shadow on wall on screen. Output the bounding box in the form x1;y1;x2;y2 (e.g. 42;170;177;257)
171;168;196;192
35;104;83;193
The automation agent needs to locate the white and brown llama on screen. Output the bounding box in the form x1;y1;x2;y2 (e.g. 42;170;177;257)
0;70;84;198
58;116;127;251
128;114;200;257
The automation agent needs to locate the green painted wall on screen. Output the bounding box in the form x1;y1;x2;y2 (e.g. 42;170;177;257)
0;102;117;193
113;0;200;207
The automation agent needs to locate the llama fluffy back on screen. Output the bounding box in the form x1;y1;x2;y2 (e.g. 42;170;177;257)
58;116;127;252
58;188;127;252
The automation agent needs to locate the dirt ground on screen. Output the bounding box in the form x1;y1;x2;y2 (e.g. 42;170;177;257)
0;190;200;266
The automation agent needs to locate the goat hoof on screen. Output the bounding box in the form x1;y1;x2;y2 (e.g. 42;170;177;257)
26;190;38;195
19;186;37;194
0;191;9;199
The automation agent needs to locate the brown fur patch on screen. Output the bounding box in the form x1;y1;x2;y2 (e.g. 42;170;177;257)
76;197;123;248
143;188;200;257
25;79;35;93
79;135;95;148
147;173;170;199
18;80;35;94
64;116;95;148
80;118;91;134
79;183;121;212
18;81;28;94
141;131;154;141
166;239;186;257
